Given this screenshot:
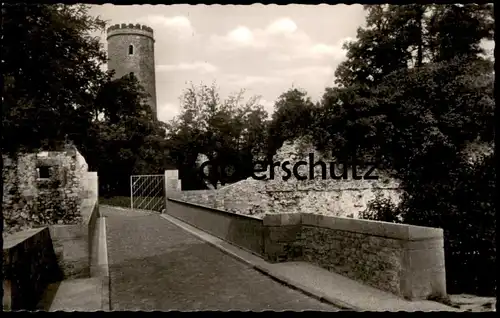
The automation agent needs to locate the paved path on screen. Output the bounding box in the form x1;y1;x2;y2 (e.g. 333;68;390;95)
103;206;339;311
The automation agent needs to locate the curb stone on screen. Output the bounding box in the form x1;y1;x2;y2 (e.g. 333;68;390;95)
101;276;110;311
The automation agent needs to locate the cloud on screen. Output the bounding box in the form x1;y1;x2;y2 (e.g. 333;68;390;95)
258;98;275;117
274;66;335;77
265;18;298;34
209;26;265;49
148;15;191;29
156;61;218;73
227;26;255;45
224;74;283;87
157;102;181;122
209;18;349;61
308;43;345;59
134;15;194;38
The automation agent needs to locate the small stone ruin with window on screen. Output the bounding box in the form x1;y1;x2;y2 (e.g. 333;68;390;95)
2;144;92;236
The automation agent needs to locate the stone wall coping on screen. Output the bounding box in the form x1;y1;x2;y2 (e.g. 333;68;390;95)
167;198;442;241
265;187;403;192
3;228;46;250
81;197;98;226
263;213;443;241
167;198;263;222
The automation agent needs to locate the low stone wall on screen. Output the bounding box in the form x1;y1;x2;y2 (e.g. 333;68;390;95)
2;228;62;310
166;198;264;256
165;198;447;301
169;190;219;209
3;174;99;310
265;213;446;300
49;172;99;278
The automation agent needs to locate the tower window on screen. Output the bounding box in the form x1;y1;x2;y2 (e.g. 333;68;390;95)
128;45;134;55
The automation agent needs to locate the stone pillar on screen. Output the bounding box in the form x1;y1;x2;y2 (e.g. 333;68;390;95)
164;170;181;213
164;170;181;200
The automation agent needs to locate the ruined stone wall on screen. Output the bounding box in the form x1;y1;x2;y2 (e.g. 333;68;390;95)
2;147;92;236
170;138;403;219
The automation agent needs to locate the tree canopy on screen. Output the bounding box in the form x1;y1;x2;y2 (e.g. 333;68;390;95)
2;4;109;154
327;4;495;296
165;83;269;189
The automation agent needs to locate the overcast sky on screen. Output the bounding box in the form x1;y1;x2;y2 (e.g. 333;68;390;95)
88;4;367;122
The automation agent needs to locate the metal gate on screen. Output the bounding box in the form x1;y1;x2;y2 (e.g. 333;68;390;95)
130;174;165;212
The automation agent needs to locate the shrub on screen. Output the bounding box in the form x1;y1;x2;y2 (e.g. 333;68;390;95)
362;153;496;296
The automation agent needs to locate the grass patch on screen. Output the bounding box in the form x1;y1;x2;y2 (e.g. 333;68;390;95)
99;196;165;211
99;196;130;208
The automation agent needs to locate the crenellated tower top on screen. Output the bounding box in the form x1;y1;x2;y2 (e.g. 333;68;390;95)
106;23;155;42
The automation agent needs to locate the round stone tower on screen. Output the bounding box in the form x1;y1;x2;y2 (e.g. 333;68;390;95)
106;23;157;119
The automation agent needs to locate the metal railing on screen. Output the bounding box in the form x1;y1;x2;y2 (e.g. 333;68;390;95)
130;174;165;212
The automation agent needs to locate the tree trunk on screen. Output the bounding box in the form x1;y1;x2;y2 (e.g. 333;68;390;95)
416;7;424;67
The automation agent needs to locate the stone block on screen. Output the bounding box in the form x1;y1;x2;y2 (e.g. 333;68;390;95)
300;213;319;226
49;224;86;240
405;238;443;250
400;267;447;300
165;170;179;179
280;213;302;226
262;214;281;226
268;225;301;243
404;246;445;270
3;227;62;310
407;225;443;241
263;241;287;262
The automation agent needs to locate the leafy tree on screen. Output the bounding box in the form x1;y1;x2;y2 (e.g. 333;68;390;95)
310;85;382;164
2;4;174;199
166;83;269;189
315;4;496;296
83;73;171;197
2;4;108;154
427;4;494;62
334;4;494;88
267;88;316;160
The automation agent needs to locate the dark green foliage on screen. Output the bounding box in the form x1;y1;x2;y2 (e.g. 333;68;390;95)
2;4;108;154
359;196;402;224
334;4;495;296
334;4;494;88
267;88;316;160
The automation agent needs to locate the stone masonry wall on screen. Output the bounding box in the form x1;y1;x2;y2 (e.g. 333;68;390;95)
301;225;404;295
261;213;447;300
3;146;90;236
170;138;403;219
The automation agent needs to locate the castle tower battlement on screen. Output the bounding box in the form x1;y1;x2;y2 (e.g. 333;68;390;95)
106;24;155;42
106;23;157;119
